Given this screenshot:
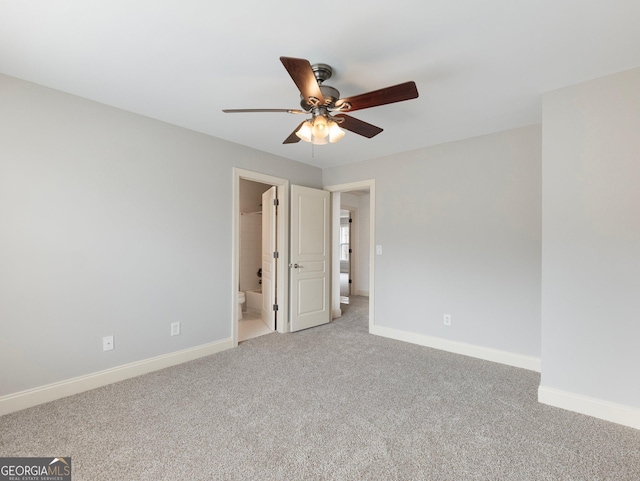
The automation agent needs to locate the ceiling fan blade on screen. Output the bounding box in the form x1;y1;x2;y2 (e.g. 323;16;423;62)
283;121;305;144
222;108;307;114
280;56;324;107
333;114;383;138
334;81;418;112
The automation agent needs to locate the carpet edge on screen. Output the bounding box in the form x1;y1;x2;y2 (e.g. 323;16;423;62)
538;385;640;430
369;324;541;371
0;338;234;416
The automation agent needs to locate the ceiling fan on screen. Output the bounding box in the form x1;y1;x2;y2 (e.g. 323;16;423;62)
223;56;419;145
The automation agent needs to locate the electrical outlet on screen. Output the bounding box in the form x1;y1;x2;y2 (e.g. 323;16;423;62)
443;314;451;326
103;335;114;351
171;322;181;336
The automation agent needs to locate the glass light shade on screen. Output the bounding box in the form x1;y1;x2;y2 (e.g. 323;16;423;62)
311;115;329;138
311;134;328;145
295;117;344;145
328;121;346;143
295;121;313;142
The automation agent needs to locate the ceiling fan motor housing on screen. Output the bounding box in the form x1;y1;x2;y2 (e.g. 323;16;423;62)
299;63;340;110
300;84;340;110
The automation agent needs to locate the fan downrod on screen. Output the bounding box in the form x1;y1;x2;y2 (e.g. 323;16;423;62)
311;63;333;84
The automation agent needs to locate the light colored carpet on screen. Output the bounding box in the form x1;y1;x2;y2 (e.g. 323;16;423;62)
1;296;639;480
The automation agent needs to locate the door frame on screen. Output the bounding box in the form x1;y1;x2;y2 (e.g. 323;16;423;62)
324;179;376;331
232;168;290;346
340;206;357;298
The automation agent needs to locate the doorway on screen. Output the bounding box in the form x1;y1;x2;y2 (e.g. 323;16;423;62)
326;180;375;331
232;169;290;346
230;168;375;347
339;209;353;303
238;179;275;342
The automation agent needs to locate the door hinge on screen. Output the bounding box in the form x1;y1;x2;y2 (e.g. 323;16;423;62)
273;304;279;311
349;218;352;223
349;279;353;284
349;248;352;253
274;199;279;206
273;251;279;258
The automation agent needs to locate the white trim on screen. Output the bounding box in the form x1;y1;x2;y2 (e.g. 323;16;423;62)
355;289;369;297
370;324;541;372
0;338;233;416
233;169;290;342
330;192;342;320
324;180;375;331
538;385;640;430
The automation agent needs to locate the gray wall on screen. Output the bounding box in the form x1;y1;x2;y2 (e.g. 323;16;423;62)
541;67;640;407
0;74;322;396
6;66;637;415
324;125;542;357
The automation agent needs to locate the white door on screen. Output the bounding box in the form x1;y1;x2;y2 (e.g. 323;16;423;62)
290;185;331;332
261;186;277;330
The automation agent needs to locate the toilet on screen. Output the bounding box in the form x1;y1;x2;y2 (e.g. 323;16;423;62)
237;291;246;320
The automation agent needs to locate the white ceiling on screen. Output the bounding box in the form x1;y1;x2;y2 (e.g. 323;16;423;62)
1;0;639;168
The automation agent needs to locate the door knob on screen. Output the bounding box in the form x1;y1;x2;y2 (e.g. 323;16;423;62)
290;263;303;269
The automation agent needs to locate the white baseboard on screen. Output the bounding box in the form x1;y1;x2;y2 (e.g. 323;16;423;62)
370;324;541;372
355;289;369;297
332;308;342;320
538;385;640;430
0;338;233;417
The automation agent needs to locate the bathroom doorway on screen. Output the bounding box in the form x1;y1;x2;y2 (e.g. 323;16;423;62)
238;179;274;341
232;169;290;346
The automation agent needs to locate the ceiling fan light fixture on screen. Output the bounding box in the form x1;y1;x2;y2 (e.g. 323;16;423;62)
328;120;345;143
295;120;313;142
310;134;328;145
311;115;329;138
296;115;344;145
